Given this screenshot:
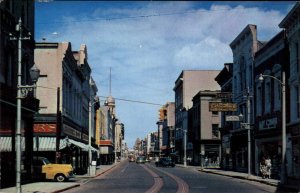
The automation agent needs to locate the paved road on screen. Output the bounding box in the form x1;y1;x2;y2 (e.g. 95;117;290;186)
63;161;289;193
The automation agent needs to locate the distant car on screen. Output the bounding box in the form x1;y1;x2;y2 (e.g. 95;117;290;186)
32;157;74;182
136;156;146;164
155;157;175;167
129;157;135;162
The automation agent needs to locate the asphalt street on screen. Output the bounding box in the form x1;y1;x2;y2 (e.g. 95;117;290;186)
62;161;292;193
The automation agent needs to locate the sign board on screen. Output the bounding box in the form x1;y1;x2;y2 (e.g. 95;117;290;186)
209;102;238;112
225;115;241;122
216;92;232;99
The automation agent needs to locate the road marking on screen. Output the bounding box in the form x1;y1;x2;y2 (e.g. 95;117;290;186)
149;165;190;193
141;164;164;193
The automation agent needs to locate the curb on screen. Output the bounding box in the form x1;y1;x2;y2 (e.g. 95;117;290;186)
199;169;300;192
199;169;278;186
51;164;119;193
51;184;80;193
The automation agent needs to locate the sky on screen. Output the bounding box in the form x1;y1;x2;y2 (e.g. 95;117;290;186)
35;1;296;148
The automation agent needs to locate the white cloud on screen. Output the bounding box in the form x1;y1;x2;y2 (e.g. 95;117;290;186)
36;1;292;147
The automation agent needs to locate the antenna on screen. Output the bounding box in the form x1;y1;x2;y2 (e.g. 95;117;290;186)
109;67;112;95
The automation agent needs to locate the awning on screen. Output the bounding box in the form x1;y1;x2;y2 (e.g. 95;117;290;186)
33;137;67;151
67;138;98;152
0;137;26;152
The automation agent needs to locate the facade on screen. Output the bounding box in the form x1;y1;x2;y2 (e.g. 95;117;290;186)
158;102;175;157
215;63;233;170
173;70;220;163
254;30;290;179
0;0;38;188
279;2;300;180
34;42;98;174
115;122;124;159
189;91;221;166
229;24;265;172
98;106;114;164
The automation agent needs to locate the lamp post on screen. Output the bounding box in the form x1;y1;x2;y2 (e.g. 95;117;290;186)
10;18;40;193
176;128;187;167
259;72;286;184
88;93;99;176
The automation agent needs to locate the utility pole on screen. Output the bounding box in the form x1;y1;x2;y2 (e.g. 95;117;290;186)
247;87;251;178
10;18;39;193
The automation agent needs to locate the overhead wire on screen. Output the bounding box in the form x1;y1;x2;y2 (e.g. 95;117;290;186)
36;85;163;106
35;5;269;25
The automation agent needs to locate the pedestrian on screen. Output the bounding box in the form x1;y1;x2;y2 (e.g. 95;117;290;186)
205;157;208;168
260;156;267;179
265;156;272;179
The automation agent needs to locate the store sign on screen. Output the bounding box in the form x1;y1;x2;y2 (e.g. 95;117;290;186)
225;115;241;122
259;117;278;130
209;102;237;112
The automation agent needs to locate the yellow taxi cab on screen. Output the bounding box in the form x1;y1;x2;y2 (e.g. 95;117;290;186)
32;157;74;182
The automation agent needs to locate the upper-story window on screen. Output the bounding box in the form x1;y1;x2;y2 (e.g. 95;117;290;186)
296;42;299;73
212;124;219;139
265;81;271;113
256;84;262;116
239;56;246;91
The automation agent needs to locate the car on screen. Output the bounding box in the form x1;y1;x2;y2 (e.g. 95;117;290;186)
32;157;74;182
155;157;175;167
128;157;135;162
136;156;146;164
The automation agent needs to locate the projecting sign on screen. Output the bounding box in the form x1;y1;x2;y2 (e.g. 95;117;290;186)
209;102;238;112
225;115;241;122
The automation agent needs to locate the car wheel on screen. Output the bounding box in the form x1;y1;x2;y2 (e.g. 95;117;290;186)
55;174;66;182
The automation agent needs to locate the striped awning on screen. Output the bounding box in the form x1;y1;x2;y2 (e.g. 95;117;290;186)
33;137;67;151
0;137;25;152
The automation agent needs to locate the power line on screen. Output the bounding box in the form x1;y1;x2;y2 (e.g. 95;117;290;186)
36;85;163;106
35;6;264;25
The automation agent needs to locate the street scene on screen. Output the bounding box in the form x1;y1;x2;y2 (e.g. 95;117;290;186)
1;0;300;193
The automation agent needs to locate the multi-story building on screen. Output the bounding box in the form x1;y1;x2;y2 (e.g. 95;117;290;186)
158;102;175;157
189;91;221;166
229;24;265;172
0;0;38;188
254;30;290;179
115;122;124;159
279;2;300;180
173;70;220;164
98;105;114;164
215;63;233;170
34;42;98;174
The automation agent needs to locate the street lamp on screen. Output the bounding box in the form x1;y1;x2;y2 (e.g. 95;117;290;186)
176;128;187;167
259;72;286;184
10;18;40;193
88;94;99;176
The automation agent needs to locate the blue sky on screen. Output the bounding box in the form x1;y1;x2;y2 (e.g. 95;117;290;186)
35;1;296;148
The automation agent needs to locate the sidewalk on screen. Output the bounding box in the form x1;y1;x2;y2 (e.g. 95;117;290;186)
0;163;119;193
177;164;299;192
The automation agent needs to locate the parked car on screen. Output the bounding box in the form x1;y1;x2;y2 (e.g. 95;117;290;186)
155;157;175;167
32;157;74;182
136;156;146;164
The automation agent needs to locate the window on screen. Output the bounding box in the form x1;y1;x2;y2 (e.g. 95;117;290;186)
296;42;299;72
212;111;218;115
212;124;219;138
265;82;271;113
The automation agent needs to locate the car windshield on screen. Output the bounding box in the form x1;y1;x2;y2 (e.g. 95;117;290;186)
43;158;51;165
137;157;145;160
